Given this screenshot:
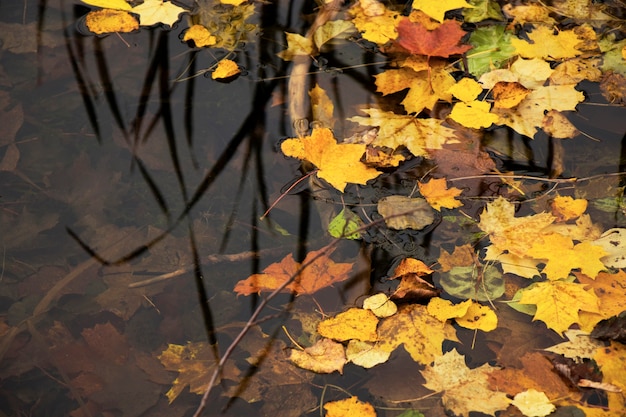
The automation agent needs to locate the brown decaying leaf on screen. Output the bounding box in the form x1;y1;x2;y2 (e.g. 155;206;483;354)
234;246;353;295
396;17;473;58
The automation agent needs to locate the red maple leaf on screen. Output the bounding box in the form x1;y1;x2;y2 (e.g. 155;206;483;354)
396;18;472;58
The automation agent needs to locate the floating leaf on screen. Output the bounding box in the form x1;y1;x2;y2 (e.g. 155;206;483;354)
131;0;187;27
85;9;138;34
81;0;132;10
346;340;391;368
411;0;474;23
363;293;397;318
317;308;379;342
324;396;376;417
418;178;463;211
377;195;435;230
289;338;346;374
183;24;216;47
512;25;583;60
396;17;473;57
277;32;314;61
328;208;362;239
439;265;505;301
233;246;353;295
212;59;240;80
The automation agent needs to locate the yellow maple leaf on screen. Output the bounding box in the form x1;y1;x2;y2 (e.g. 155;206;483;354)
85;9;138;34
447;77;483;102
422;349;511;416
376;304;457;365
518;280;600;334
478;196;555;257
281;127;381;192
492;81;531;109
418;178;463;210
324;396;376;417
183;24;216;47
212;59;240;80
411;0;474;22
131;0;187;27
348;108;459;157
375;65;455;114
427;298;497;331
276;32;314;61
449;100;499;129
528;233;607;280
512;25;583;60
317;307;379;342
348;0;399;45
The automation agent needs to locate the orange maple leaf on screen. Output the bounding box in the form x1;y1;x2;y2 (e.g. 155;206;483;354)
396;17;473;58
233;246;354;295
418;178;463;210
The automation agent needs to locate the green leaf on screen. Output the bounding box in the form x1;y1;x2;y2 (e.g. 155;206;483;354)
466;25;516;77
463;0;504;23
81;0;132;10
397;410;425;417
599;34;626;76
328;208;362;239
438;265;505;302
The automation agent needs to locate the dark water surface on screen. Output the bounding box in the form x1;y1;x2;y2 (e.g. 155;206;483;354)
1;1;625;417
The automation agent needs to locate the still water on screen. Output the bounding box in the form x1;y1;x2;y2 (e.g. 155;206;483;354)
1;1;625;417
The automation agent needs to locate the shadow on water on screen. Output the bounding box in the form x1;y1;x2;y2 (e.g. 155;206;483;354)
1;0;626;416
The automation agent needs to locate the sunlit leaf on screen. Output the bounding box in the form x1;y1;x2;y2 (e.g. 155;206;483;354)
81;0;132;10
328;208;362;239
313;20;355;50
511;25;583;60
411;0;474;23
131;0;187;27
362;293;397;318
396;16;473;57
289;338;346;374
348;0;399;45
418;178;463;210
317;307;379;342
323;396;376;417
183;24;216;47
85;9;138;34
511;390;555;417
212;59;240;80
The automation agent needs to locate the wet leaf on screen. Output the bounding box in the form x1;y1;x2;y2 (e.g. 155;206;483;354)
183;24;216;47
418;178;463;211
518;280;600;334
313;20;355;50
466;25;516;77
449;99;499;129
348;109;459;156
427;298;497;331
544;329;605;362
463;0;504;23
362;293;397;318
317;307;379;342
323;396;376;417
576;271;626;331
309;84;335;129
391;257;434;277
376;304;458;365
289;338;346;374
411;0;474;22
527;233;607;280
511;389;556;417
159;342;240;403
421;349;511;416
212;59;240;80
492;81;531;109
396;17;473;57
131;0;187;27
281;127;381;192
328;208;362;239
348;0;399;45
345;340;391;368
593;228;626;268
81;0;132;10
439;264;505;301
512;25;583;60
85;9;138;34
233;246;354;295
478;196;555;257
377;195;435;230
277;33;314;61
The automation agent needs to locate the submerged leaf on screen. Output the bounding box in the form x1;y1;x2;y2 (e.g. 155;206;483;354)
377;195;435;230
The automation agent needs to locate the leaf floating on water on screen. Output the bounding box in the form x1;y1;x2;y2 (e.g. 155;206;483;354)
183;25;216;47
233;246;353;295
289;338;347;374
212;59;240;80
323;396;376;417
377;195;435;230
81;0;132;10
131;0;187;27
85;9;138;34
328;208;362;239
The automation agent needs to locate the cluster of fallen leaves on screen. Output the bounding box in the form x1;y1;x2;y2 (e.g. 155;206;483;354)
66;0;626;416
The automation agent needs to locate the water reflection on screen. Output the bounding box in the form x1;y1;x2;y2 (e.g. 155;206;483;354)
1;1;626;416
